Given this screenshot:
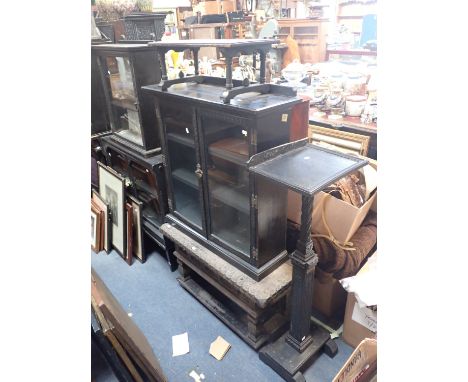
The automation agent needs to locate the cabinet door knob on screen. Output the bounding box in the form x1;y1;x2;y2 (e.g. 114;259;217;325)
194;164;203;179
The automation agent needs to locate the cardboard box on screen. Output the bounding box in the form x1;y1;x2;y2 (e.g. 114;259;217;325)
193;0;236;15
332;338;377;382
341;251;377;348
312;275;347;318
342;292;377;348
287;159;377;244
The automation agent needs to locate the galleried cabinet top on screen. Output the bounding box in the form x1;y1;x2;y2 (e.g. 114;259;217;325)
91;43;155;53
148;39;279;51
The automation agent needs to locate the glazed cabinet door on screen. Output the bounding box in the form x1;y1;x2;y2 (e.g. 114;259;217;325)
157;101;205;233
99;55;145;147
198;110;252;260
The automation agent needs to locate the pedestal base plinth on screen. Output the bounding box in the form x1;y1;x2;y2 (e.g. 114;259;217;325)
259;326;334;382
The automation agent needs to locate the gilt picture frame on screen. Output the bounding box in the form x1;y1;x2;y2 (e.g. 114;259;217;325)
91;203;102;253
92;190;112;253
308;125;370;157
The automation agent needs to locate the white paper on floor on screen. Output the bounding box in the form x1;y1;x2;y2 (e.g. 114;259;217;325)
189;370;201;382
172;332;190;357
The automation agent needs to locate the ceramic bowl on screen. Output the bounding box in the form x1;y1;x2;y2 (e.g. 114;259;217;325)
345;95;367;117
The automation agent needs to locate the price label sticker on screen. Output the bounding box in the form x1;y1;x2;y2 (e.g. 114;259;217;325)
281;114;288;122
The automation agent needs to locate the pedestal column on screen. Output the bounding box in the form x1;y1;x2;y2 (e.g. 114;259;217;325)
286;194;318;352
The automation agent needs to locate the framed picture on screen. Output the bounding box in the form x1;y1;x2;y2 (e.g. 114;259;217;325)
91;211;98;251
308;125;370;157
91;203;102;253
98;162;126;258
128;195;145;263
91;201;104;252
126;202;134;266
92;190;112;253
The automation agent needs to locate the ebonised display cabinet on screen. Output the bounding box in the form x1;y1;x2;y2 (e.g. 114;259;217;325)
143;40;303;281
92;43;161;157
91;40;111;135
100;135;169;254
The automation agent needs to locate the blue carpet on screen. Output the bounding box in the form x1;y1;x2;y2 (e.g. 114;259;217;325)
92;250;354;382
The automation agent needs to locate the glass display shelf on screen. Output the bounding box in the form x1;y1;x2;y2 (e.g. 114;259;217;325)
111;98;138;111
210;181;249;215
208;138;249;166
172;167;198;189
167;132;195;148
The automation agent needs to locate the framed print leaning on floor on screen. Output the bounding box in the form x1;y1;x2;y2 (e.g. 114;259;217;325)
128;195;145;263
91;202;103;252
98;162;126;258
91;209;98;252
91;190;112;253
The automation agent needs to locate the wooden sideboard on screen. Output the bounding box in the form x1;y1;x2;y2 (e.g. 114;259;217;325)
277;18;329;63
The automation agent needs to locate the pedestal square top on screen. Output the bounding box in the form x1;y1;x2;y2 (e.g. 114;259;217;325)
248;139;368;196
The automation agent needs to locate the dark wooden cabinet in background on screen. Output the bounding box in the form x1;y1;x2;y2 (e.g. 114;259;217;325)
100;136;168;253
92;43;161;157
123;13;167;41
92;41;172;262
277;18;329;64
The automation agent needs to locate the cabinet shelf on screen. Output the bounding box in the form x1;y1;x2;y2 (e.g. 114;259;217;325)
172;167;198;189
210;181;249;215
167;132;195;148
209;138;249;166
166;116;192;130
111;98;138;111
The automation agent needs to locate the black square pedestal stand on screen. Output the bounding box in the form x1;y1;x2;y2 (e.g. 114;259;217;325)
248;139;367;381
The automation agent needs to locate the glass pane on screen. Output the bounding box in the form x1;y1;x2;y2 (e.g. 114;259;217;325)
106;56;136;102
202;115;250;256
162;104;203;228
111;105;143;146
104;56;143;146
